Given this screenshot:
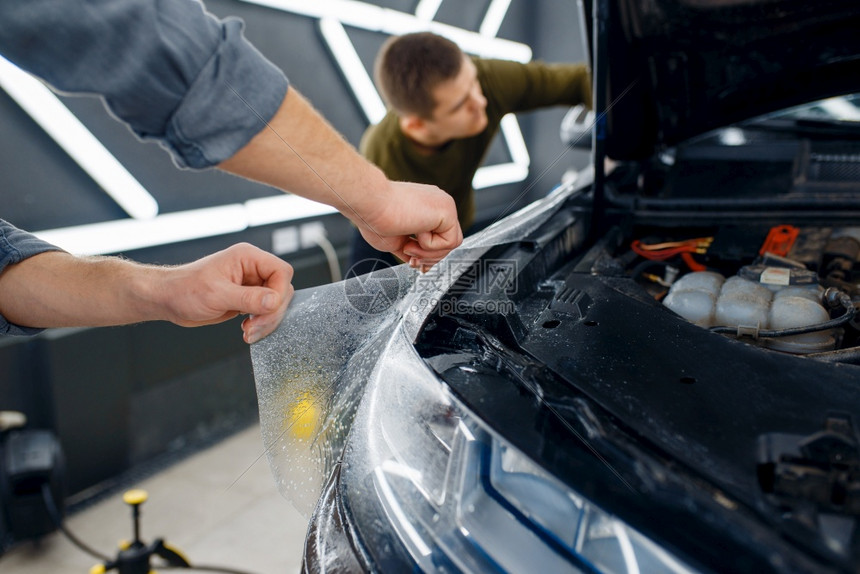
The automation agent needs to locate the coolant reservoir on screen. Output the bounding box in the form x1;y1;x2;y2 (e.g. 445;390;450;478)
663;270;834;353
661;271;725;327
713;276;773;329
766;289;834;353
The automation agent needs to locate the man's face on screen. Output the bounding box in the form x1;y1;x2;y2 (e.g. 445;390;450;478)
424;57;488;141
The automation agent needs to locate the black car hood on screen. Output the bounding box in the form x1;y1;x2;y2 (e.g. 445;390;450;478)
582;0;860;160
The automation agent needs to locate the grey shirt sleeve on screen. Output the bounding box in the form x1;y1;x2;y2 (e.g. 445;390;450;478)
0;220;64;336
0;0;289;169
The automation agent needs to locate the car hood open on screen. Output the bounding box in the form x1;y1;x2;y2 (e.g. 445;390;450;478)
581;0;860;160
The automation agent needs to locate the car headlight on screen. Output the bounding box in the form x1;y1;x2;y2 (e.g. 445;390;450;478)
343;330;697;574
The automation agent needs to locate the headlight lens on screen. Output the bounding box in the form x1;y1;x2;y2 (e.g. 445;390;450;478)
344;331;697;574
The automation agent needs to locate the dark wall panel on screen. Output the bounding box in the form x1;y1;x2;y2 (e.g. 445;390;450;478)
41;328;133;493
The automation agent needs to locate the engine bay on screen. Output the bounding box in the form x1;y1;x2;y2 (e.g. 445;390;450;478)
414;182;860;569
619;224;860;358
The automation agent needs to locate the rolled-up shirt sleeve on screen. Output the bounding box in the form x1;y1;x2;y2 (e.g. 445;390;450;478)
0;220;64;336
0;0;289;169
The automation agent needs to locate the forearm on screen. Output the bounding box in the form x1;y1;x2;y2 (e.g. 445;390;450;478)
218;90;461;263
0;213;294;338
218;87;390;225
0;251;167;329
0;245;293;342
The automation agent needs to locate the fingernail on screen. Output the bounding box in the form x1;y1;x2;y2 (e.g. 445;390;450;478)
243;320;257;344
262;293;275;310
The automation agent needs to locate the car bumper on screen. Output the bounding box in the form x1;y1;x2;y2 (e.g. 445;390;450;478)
301;463;368;574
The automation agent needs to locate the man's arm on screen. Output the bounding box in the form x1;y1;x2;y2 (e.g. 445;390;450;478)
0;0;462;268
218;88;462;266
481;58;593;113
0;244;293;344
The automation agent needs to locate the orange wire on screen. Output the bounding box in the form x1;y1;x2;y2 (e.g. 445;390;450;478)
631;237;711;271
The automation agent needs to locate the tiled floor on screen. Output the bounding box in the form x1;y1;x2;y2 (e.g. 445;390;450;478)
0;423;308;574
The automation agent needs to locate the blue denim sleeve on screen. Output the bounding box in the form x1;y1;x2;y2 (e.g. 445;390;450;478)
0;220;64;336
0;0;289;169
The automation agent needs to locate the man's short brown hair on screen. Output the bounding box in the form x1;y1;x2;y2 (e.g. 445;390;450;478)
374;32;464;119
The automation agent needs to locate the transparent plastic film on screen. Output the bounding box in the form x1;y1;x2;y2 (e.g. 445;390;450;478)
250;264;416;516
247;185;575;518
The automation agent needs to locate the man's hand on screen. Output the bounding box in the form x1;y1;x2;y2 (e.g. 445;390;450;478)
157;243;294;343
0;243;293;343
354;181;463;270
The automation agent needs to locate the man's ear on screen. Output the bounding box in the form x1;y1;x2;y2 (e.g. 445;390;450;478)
400;115;427;138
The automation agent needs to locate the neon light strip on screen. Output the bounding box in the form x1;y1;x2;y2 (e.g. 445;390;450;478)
35;196;338;256
471;116;530;189
0;56;159;220
1;58;338;254
244;194;338;227
239;0;532;62
414;0;443;21
472;163;530;190
480;0;513;37
36;205;246;255
500;113;530;167
319;19;387;124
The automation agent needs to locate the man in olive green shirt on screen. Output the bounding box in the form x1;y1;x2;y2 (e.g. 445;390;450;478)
349;31;592;274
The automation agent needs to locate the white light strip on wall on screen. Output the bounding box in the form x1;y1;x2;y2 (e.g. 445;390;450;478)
239;0;532;62
428;22;531;62
245;194;338;227
36;205;247;256
470;115;530;190
480;0;513;37
500;113;530;166
35;195;338;256
319;18;387;124
414;0;443;21
0;56;160;220
472;163;530;190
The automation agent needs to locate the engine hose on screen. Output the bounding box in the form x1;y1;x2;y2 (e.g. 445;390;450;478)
709;292;857;338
